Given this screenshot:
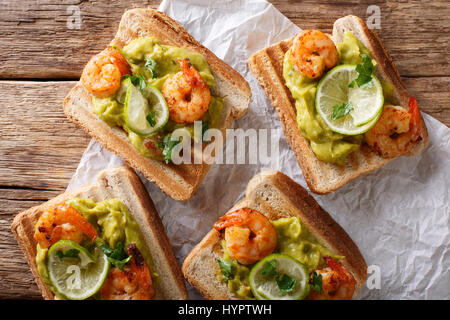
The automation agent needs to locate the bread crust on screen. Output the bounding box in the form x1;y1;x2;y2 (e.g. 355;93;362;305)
64;9;251;201
248;15;428;194
10;166;187;300
182;170;367;300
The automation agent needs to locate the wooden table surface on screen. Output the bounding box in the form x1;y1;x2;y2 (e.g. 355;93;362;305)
0;0;448;299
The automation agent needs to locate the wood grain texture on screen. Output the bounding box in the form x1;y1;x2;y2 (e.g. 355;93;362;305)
0;196;53;299
0;0;159;79
0;0;448;299
0;81;90;190
0;0;448;79
0;81;90;299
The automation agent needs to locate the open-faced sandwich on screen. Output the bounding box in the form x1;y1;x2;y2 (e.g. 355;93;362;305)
248;15;428;194
64;9;251;201
182;170;367;300
11;166;187;300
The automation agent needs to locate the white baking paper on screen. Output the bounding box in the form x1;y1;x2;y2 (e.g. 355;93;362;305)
67;0;450;300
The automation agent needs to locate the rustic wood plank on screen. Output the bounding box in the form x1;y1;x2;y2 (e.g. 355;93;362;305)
0;81;90;299
403;76;450;124
0;195;55;299
0;81;90;191
0;0;448;78
0;0;159;79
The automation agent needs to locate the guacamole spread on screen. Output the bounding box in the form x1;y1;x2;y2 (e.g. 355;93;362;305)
36;198;158;299
216;241;253;299
283;32;387;165
217;216;343;299
92;36;224;161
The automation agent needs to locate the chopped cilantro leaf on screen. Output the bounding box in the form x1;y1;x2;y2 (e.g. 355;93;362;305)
56;248;80;260
146;111;157;127
122;74;147;91
331;101;353;120
145;58;158;78
158;135;181;163
217;259;234;281
310;271;323;293
201;122;209;141
99;242;131;270
348;53;374;89
261;260;278;277
276;274;297;293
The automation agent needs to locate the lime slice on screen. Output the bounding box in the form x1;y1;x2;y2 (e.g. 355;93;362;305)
249;254;310;300
115;79;131;104
124;80;169;136
316;64;384;135
47;240;110;300
142;86;169;129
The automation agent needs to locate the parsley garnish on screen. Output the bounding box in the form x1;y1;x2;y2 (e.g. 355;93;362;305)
99;242;131;270
146;111;156;127
261;259;298;294
310;271;323;293
348;53;374;89
145;58;158;78
217;259;234;281
157;135;181;163
261;260;277;277
56;249;80;260
122;74;147;91
201;122;209;141
331;101;353;120
276;274;298;293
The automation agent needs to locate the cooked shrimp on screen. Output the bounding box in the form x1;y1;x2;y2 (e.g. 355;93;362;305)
81;46;131;98
365;97;422;158
34;204;97;249
162;58;211;124
291;30;339;79
308;256;356;300
213;207;277;265
101;244;155;300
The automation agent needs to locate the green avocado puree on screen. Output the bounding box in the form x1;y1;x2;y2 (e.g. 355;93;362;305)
217;216;343;300
92;36;224;160
272;217;343;272
36;198;159;299
283;31;387;165
216;240;253;299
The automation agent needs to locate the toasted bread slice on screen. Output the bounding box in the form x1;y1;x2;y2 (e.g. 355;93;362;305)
64;9;251;201
248;15;428;194
11;166;187;300
182;170;367;300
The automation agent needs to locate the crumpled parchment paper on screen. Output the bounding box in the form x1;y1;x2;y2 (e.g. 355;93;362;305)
67;0;450;299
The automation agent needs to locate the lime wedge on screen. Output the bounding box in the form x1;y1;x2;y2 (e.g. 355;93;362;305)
47;240;110;300
124;79;169;136
249;254;310;300
316;64;384;135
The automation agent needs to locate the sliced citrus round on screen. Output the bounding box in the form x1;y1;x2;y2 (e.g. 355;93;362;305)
142;86;169;131
249;253;310;300
316;64;384;135
47;240;110;300
124;80;169;136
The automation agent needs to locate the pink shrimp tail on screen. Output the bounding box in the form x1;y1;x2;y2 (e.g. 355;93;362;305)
213;208;253;230
408;97;421;140
213;212;244;230
323;256;354;284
